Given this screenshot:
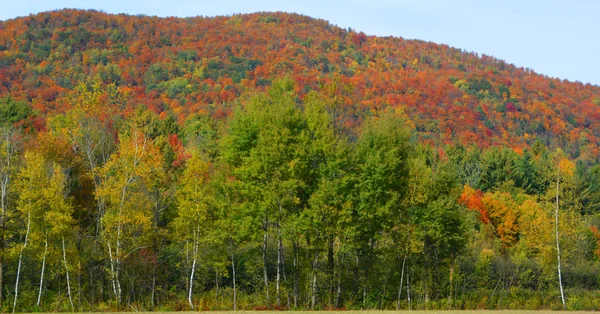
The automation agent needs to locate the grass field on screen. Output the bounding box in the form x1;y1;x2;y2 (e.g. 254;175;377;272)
70;311;596;314
152;312;588;314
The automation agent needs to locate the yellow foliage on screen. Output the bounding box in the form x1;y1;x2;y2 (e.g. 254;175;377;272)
558;158;574;176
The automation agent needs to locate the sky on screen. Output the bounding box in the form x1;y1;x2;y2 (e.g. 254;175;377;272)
1;0;599;86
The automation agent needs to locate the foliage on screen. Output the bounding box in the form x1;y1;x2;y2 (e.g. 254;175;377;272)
0;10;599;312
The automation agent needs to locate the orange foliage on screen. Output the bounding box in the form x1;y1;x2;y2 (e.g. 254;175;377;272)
459;185;490;224
482;192;519;248
0;9;599;156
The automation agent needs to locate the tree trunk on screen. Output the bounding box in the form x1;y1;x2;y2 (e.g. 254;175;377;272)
215;269;220;306
151;261;157;310
107;243;119;304
0;197;5;309
113;185;128;308
188;233;198;311
449;254;455;308
0;130;13;309
78;260;82;310
188;257;197;310
276;217;281;307
37;237;48;307
0;182;6;308
335;252;345;309
293;240;298;308
232;251;237;311
57;272;61;311
151;188;160;310
310;251;318;310
327;236;334;307
363;238;375;308
555;172;566;309
63;237;75;312
280;235;290;307
185;241;189;293
13;212;30;313
262;211;270;305
396;255;406;310
407;267;411;311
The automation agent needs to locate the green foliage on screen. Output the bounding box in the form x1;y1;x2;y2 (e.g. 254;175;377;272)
0;96;33;127
1;78;600;311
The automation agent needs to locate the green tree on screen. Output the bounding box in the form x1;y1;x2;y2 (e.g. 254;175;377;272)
351;110;411;306
222;78;309;306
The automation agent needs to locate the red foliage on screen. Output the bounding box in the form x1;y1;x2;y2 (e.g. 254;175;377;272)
169;134;189;168
0;9;599;156
459;185;490;224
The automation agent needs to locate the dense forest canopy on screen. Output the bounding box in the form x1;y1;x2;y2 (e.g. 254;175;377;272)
0;9;599;312
1;9;600;157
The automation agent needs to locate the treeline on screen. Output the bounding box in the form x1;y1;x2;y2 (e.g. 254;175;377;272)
1;79;600;312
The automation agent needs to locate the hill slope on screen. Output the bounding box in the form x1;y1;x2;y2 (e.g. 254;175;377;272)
1;9;600;158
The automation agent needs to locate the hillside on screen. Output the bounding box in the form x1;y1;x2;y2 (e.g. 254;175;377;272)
1;9;600;159
3;9;600;312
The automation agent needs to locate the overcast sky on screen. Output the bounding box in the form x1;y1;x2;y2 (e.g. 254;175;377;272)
1;0;598;86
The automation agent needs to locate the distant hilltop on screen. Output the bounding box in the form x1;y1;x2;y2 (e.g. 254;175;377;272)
1;9;599;159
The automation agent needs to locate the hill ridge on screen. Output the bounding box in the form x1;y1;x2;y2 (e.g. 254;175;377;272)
1;9;600;159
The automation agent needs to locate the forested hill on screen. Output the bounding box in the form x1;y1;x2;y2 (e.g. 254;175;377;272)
1;9;600;159
4;9;600;312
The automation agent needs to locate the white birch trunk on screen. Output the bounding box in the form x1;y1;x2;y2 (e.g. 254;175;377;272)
0;129;15;308
107;242;119;301
335;252;344;308
555;172;566;309
407;268;411;311
13;212;30;313
396;255;406;310
63;237;74;312
37;237;48;307
114;184;128;306
188;258;196;310
276;218;281;307
188;229;198;310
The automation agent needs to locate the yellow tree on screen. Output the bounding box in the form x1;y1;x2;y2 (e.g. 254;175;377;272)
552;154;575;309
0;128;19;309
517;198;554;269
97;127;163;307
12;152;46;313
172;149;214;310
0;95;30;307
42;164;76;311
56;82;123;236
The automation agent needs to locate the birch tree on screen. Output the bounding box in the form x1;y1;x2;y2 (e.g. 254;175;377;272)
0;127;19;309
44;163;76;311
553;154;574;309
0;95;30;307
98;127;162;307
172;149;214;310
12;152;47;313
60;83;120;236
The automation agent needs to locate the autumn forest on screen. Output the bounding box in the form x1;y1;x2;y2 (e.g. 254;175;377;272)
1;9;600;312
